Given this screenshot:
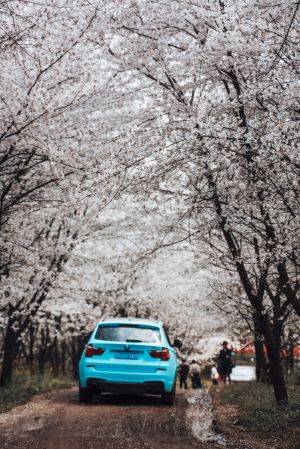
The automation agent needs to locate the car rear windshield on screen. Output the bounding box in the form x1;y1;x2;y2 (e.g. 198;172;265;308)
95;325;161;343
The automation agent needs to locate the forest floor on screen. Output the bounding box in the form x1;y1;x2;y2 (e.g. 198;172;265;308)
0;386;298;449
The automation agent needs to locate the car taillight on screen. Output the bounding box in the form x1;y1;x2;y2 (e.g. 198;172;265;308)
149;347;170;361
85;344;105;357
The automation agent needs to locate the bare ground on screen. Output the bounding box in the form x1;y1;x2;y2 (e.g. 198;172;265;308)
0;387;293;449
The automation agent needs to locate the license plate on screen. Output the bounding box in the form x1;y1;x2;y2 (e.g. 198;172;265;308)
115;351;138;360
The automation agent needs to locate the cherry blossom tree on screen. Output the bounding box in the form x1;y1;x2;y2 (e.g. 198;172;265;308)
97;0;300;403
0;0;125;385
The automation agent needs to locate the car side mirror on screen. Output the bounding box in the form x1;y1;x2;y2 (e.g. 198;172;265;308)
173;338;183;349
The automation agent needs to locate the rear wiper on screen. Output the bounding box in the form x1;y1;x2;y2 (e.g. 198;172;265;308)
126;339;143;343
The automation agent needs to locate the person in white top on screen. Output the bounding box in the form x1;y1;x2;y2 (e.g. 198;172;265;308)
211;363;219;385
190;360;202;389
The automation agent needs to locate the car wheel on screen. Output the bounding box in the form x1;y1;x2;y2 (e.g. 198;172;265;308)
79;385;93;403
162;381;176;406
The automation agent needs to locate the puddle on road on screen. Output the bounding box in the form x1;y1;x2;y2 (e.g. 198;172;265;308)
185;390;226;446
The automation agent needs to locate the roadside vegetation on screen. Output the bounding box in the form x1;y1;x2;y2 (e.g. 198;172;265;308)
0;370;75;413
212;381;300;434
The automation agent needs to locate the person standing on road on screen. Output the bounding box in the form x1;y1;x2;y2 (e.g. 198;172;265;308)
190;360;202;389
219;341;233;384
178;359;189;389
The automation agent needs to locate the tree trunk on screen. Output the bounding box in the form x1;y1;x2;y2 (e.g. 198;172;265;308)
288;331;294;373
289;343;294;373
0;316;17;386
61;341;66;375
70;336;82;379
253;314;267;382
254;339;267;382
28;323;35;369
52;337;59;376
266;343;288;405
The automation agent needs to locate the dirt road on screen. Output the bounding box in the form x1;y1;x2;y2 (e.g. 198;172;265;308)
0;388;224;449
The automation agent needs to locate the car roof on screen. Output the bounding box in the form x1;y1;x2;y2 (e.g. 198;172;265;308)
98;317;163;327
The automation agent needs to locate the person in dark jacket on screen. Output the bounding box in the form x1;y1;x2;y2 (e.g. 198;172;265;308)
178;359;189;389
219;341;233;384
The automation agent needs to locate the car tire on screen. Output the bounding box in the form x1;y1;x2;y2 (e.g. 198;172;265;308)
79;385;93;403
162;381;176;406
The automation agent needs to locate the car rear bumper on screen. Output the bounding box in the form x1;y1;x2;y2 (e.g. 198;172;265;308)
86;378;165;394
79;363;175;392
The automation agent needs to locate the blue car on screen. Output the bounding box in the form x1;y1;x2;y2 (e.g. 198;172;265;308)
79;317;182;405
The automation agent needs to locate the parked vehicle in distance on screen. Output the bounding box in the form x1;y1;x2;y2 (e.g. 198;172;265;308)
79;317;182;405
231;365;256;381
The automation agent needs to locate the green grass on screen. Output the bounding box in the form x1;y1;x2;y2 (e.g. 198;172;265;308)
212;381;300;432
0;371;76;413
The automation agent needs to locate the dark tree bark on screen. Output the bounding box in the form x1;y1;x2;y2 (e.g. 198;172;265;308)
287;331;295;373
28;323;36;368
253;314;267;382
266;342;288;405
38;326;53;374
51;337;59;376
0;310;17;386
254;339;267;382
61;341;66;375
